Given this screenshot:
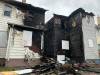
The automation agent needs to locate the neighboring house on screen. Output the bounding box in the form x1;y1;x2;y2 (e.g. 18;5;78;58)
45;8;99;63
0;0;46;67
96;17;100;58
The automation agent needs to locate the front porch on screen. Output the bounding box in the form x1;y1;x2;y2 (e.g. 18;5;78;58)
0;23;44;67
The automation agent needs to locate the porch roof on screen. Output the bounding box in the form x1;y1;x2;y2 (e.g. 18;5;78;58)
8;23;46;31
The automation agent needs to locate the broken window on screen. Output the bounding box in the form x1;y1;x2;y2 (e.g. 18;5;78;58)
0;31;8;48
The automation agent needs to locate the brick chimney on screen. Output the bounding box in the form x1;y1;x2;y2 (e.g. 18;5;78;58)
22;0;26;3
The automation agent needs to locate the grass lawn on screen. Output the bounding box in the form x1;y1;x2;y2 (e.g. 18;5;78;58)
0;67;15;72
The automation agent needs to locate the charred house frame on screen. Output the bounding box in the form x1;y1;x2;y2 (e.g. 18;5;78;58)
44;8;95;63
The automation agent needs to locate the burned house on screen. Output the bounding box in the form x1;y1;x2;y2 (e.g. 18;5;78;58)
45;8;99;63
69;8;85;62
0;0;46;67
44;14;70;59
70;8;99;62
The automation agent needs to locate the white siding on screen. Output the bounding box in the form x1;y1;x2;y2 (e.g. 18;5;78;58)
8;30;25;59
82;16;99;60
0;48;6;58
0;2;23;31
0;1;25;59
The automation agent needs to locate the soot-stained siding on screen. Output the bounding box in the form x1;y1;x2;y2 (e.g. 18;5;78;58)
69;12;85;63
44;18;55;57
44;8;93;62
68;8;94;63
44;14;70;58
23;11;45;53
24;11;45;27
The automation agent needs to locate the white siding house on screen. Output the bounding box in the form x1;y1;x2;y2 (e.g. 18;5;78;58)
82;15;99;60
95;17;100;58
0;1;42;67
0;1;24;59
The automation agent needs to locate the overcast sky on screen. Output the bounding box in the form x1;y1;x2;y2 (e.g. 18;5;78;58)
17;0;100;22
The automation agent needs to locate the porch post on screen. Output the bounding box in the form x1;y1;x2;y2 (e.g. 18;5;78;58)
6;25;14;61
41;32;44;55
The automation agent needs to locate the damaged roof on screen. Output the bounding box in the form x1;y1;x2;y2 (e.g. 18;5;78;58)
54;14;68;19
46;14;68;24
69;8;94;18
47;8;95;24
1;0;47;13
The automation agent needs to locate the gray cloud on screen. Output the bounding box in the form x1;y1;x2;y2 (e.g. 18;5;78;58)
17;0;100;22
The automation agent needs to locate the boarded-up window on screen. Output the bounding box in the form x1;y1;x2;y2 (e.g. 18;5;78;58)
88;39;94;47
57;55;65;64
23;30;32;46
0;32;8;48
62;40;69;50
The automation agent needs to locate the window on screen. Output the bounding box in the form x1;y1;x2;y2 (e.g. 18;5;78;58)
23;30;32;46
88;39;94;47
0;32;8;48
4;5;12;17
62;40;69;50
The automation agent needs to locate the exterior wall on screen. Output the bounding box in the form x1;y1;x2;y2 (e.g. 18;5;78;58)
44;15;69;58
0;1;24;59
97;17;100;25
0;2;23;31
96;31;100;44
0;1;45;67
7;29;25;59
6;28;41;67
53;17;69;56
96;34;100;58
44;18;55;57
0;48;6;58
82;15;99;60
69;13;84;62
24;10;45;27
